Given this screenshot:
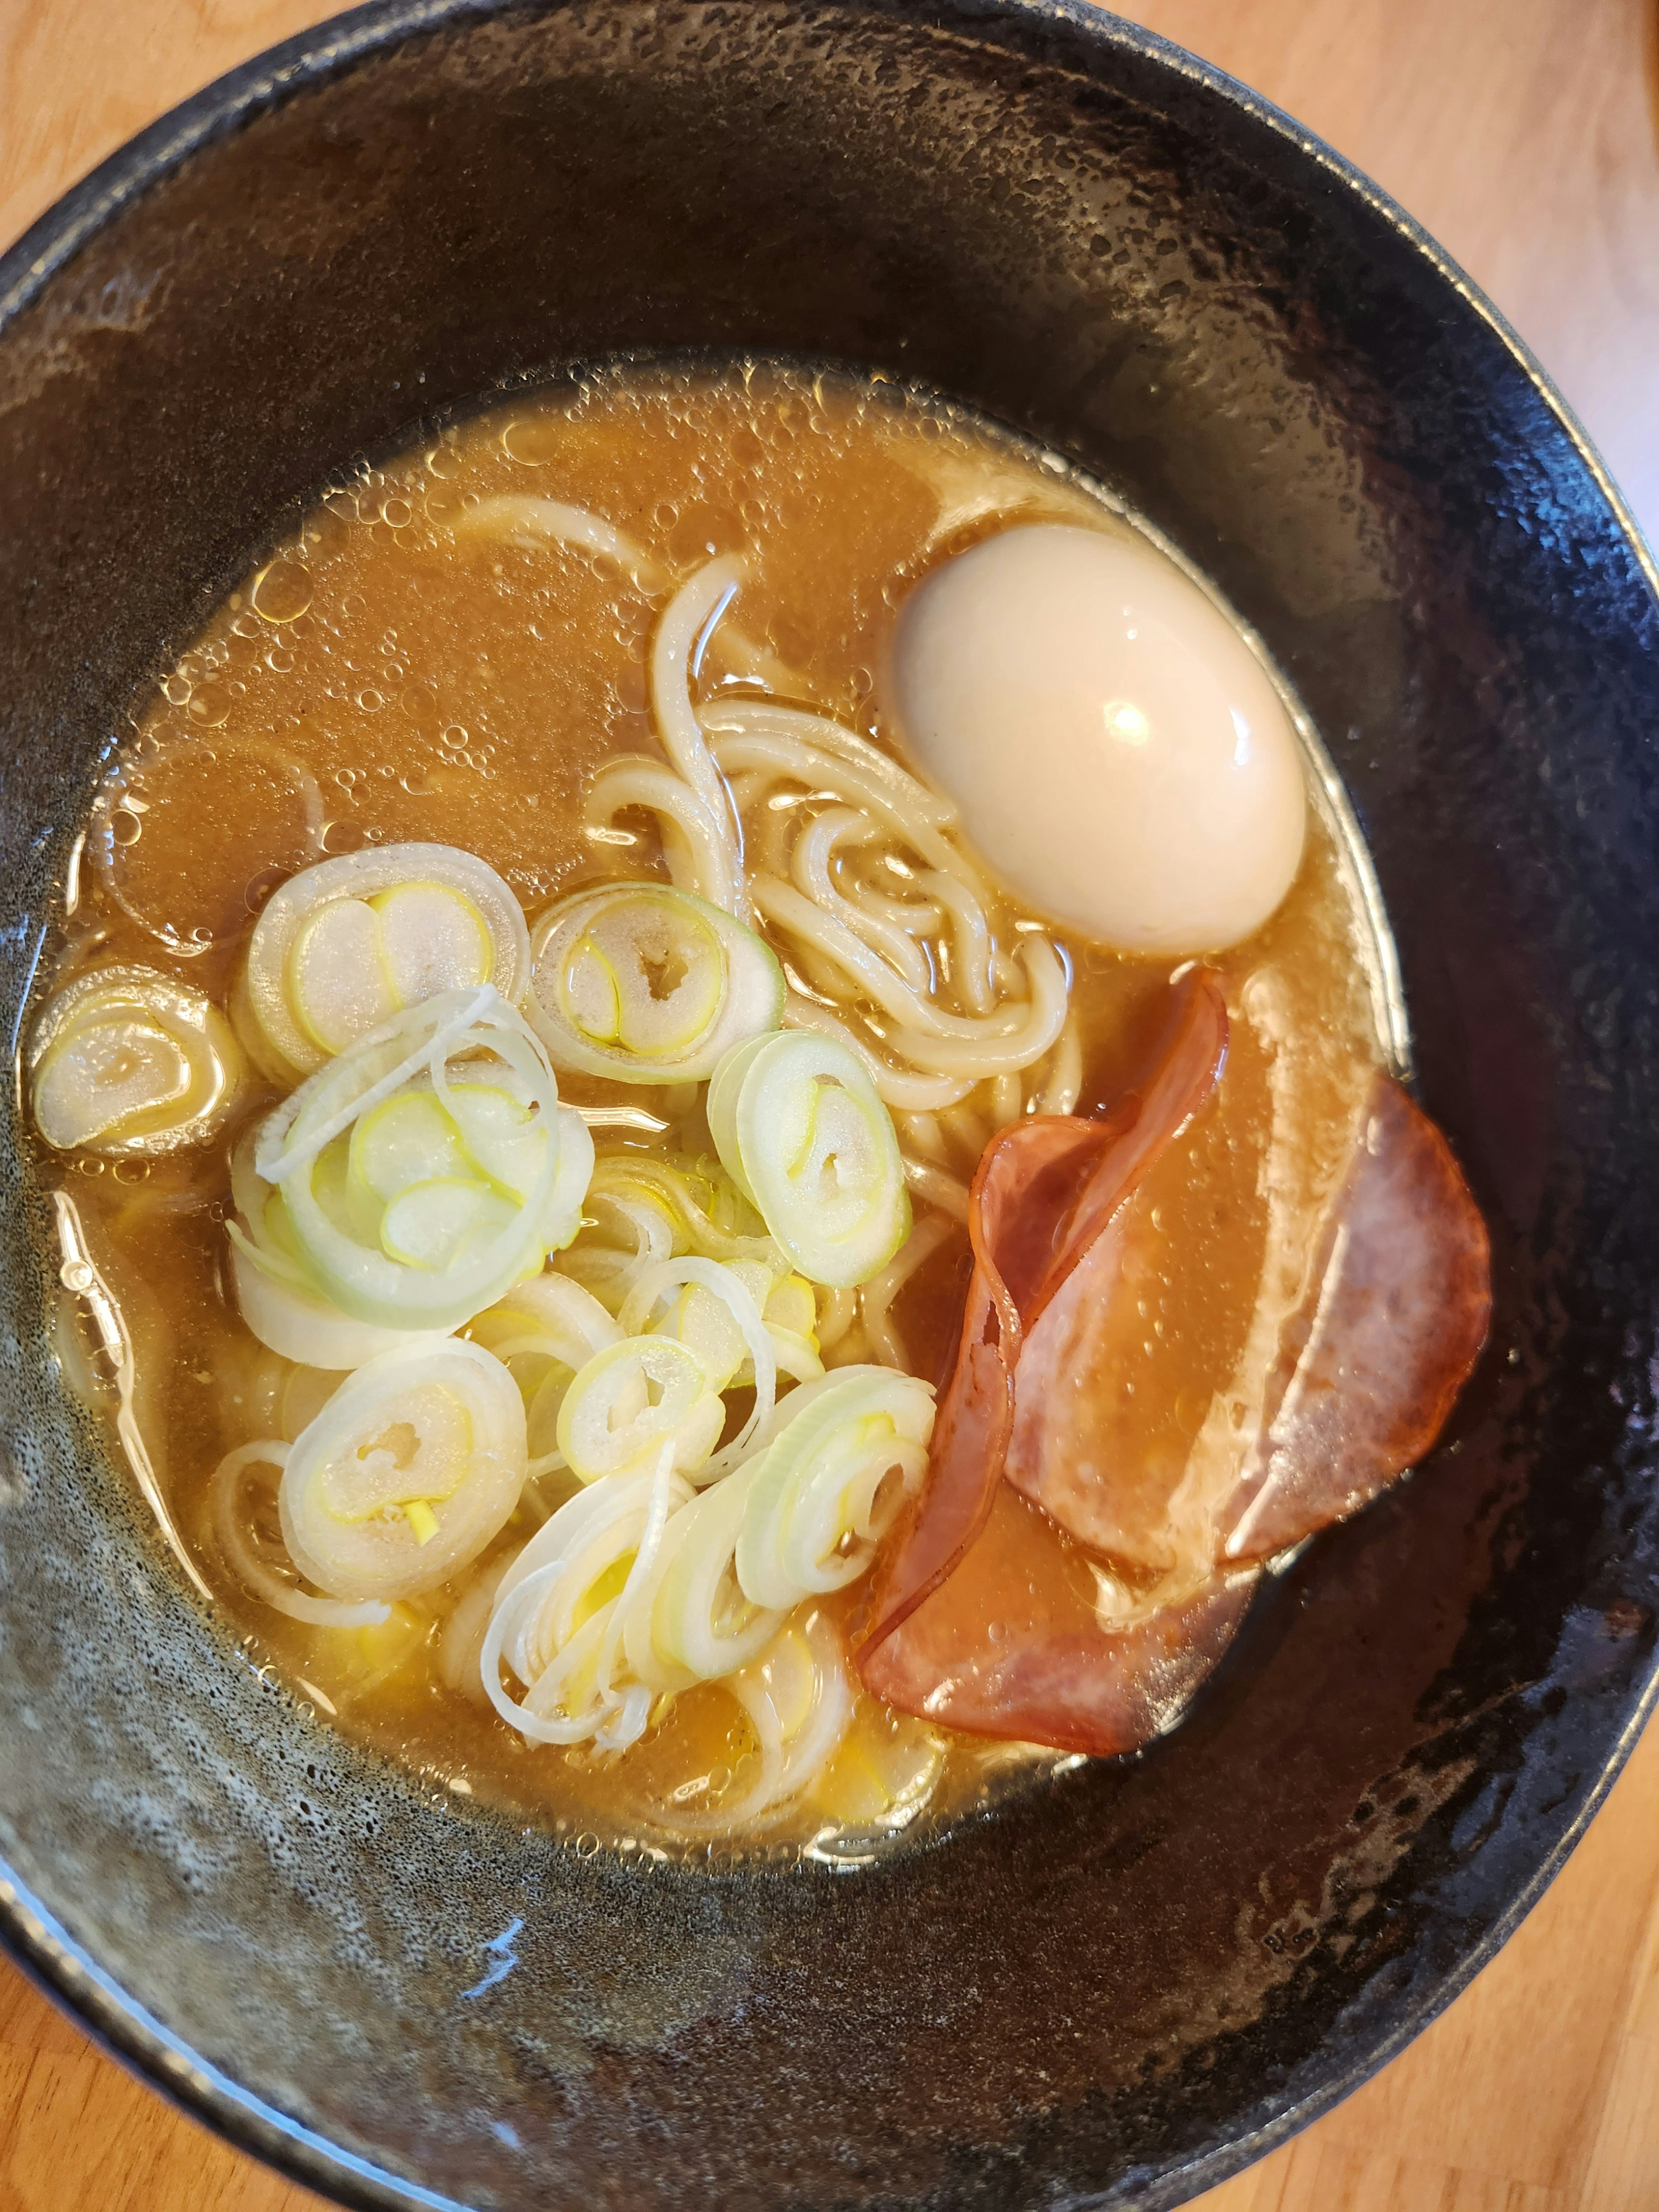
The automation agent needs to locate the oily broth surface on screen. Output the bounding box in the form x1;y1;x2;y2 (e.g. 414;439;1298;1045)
41;362;1383;1862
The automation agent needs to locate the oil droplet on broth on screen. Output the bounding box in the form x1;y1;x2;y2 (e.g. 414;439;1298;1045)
251;559;314;624
44;358;1387;1863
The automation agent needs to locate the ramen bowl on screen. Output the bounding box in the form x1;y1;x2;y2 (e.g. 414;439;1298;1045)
1;3;1657;2206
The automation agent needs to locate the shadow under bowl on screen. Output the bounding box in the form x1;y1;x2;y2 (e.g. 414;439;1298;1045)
1;2;1658;2206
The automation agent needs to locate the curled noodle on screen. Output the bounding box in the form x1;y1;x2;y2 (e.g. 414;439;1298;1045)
568;534;1081;1219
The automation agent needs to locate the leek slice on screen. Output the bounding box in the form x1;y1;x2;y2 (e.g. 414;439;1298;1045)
622;1463;783;1689
554;1335;725;1483
554;1149;776;1313
734;1365;934;1610
483;1445;693;1747
525;883;783;1084
29;964;244;1156
228;1228;430;1369
279;1336;526;1602
248;987;590;1332
615;1254;776;1480
237;843;531;1081
661;1609;854;1835
212;1440;391;1629
468;1273;621;1476
709;1030;911;1287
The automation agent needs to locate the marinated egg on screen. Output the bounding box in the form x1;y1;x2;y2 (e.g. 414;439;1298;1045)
890;523;1307;954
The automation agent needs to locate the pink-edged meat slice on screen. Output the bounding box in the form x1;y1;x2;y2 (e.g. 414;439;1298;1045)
858;971;1235;1748
859;970;1227;1654
1217;1071;1492;1561
860;1481;1256;1756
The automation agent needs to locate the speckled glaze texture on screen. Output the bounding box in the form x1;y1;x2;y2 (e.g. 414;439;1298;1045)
0;2;1656;2206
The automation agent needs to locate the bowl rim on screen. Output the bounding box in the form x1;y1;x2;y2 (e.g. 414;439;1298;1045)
3;2;1657;2206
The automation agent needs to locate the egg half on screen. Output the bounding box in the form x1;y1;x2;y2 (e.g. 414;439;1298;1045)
890;523;1307;955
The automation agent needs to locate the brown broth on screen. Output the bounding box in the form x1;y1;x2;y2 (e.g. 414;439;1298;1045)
36;361;1386;1865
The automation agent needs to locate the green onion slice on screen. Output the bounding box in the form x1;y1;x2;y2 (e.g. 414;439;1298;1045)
555;1335;726;1484
278;1336;527;1602
29;963;245;1156
525;882;783;1084
246;986;591;1333
709;1030;911;1287
236;842;530;1082
734;1365;934;1610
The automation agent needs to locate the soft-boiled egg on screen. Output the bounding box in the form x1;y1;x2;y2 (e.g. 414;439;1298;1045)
890;523;1307;955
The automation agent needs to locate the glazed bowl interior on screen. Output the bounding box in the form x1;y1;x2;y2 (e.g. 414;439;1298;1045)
2;3;1659;2208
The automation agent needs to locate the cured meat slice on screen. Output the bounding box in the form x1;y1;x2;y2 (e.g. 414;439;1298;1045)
859;1482;1256;1755
860;970;1227;1653
858;958;1491;1759
1008;1064;1491;1575
1003;1201;1183;1571
858;973;1234;1745
1217;1073;1492;1561
853;1121;1099;1652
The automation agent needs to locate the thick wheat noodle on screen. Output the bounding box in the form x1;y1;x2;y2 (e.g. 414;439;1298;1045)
701;699;958;827
899;1155;971;1225
795;830;995;1028
850;878;945;938
894;1111;950;1166
782;993;976;1111
744;785;804;882
815;1285;858;1351
708;731;974;887
989;1071;1023;1128
751;872;1052;1048
912;868;995;1013
450;495;670;592
861;1213;958;1370
1035;1013;1085;1115
940;1101;992;1163
884;942;1068;1075
792;809;933;992
585;754;739;913
649;558;749;909
723;770;769;819
451;499;788;683
761;880;1069;1076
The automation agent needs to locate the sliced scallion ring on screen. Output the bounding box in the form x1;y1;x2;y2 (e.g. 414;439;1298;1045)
29;964;245;1156
483;1448;693;1746
734;1365;934;1610
248;987;589;1333
525;882;783;1084
279;1336;527;1602
615;1254;776;1481
623;1464;784;1689
468;1274;623;1476
236;842;531;1081
709;1030;911;1287
554;1335;726;1484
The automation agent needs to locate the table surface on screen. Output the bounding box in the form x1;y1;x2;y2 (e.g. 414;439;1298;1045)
2;1;1658;2207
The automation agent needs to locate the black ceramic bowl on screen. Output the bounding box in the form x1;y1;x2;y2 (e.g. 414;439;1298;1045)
2;3;1658;2206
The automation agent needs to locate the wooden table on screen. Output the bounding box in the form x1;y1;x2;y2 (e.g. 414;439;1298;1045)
3;2;1657;2206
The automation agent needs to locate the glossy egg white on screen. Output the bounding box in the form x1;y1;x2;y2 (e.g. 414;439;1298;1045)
890;523;1308;955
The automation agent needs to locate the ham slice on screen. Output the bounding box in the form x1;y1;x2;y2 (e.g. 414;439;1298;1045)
858;966;1491;1758
1217;1072;1492;1560
860;969;1229;1654
860;1481;1256;1756
858;972;1237;1750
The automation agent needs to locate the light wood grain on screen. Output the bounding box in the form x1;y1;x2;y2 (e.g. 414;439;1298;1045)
2;2;1657;2208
